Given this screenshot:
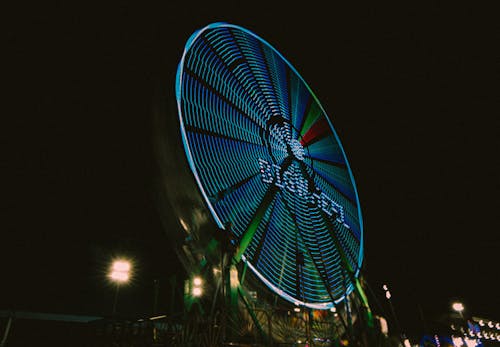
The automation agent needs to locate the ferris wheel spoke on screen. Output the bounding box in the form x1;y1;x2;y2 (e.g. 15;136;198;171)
260;43;291;122
303;135;344;164
230;30;286;124
300;118;330;147
208;172;261;203
183;67;268;132
305;155;347;169
244;197;278;265
234;186;279;262
276;194;336;301
298;100;322;138
185;124;263;148
202;30;281;126
313;172;356;205
289;70;311;132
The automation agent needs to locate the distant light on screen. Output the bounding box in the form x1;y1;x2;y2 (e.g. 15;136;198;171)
193;277;202;286
192;287;202;297
452;302;464;313
294;307;301;313
379;316;389;335
452;336;465;347
150;315;167;321
385;291;391;299
179;218;189;232
113;260;131;272
230;267;239;288
330;307;337;313
110;271;129;282
383;284;388;291
464;337;478;347
109;259;131;283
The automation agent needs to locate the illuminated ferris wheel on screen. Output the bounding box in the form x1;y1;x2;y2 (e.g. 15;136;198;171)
173;22;364;310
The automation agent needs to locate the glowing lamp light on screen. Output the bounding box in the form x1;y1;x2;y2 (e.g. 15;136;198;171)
452;302;464;313
109;259;131;283
193;277;202;286
192;287;202;297
230;267;239;288
452;336;465;347
113;260;130;272
385;290;391;299
294;307;301;313
110;271;129;282
191;276;203;297
330;307;337;313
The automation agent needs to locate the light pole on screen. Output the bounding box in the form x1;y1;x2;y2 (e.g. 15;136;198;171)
192;276;203;297
451;302;464;318
451;301;466;334
382;284;404;343
109;259;131;316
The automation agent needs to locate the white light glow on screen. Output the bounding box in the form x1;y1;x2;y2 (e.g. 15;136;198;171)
452;302;464;312
378;316;388;335
109;259;131;283
452;336;465;347
230;267;239;288
179;218;189;232
193;277;202;286
464;337;478;347
383;284;388;291
110;271;129;282
386;291;391;299
192;287;202;297
294;307;301;312
113;260;131;272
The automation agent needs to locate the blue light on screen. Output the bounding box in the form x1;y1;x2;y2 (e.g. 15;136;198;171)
176;23;364;308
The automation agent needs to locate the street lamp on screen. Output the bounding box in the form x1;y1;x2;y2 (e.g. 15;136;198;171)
383;284;404;342
109;259;132;316
452;302;464;316
192;276;203;297
451;301;467;336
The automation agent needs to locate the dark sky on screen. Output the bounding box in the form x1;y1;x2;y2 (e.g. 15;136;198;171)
4;0;498;338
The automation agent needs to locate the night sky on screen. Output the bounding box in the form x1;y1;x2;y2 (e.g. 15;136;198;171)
4;1;498;339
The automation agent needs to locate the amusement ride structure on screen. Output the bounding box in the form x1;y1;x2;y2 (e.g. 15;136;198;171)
155;22;376;346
